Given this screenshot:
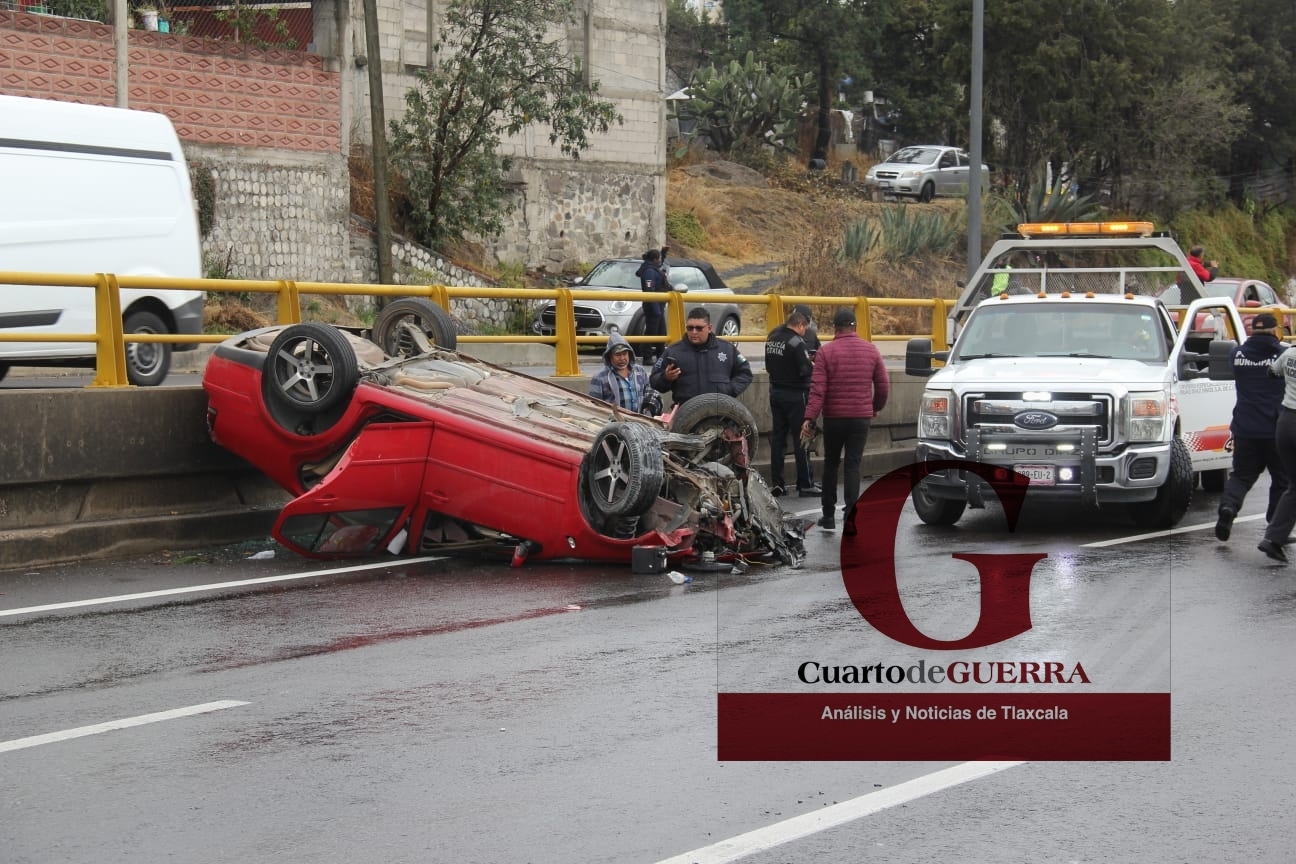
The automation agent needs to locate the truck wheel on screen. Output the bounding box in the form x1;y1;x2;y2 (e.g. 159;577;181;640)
262;323;359;419
668;393;758;469
1200;469;1227;493
582;422;664;518
1131;438;1194;529
911;480;966;526
124;309;171;387
372;298;458;356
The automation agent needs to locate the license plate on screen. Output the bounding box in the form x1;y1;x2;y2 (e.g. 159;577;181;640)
879;181;891;188
1013;464;1054;486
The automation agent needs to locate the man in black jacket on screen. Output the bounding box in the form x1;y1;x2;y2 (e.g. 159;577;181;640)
1216;312;1288;542
764;308;819;496
650;307;752;407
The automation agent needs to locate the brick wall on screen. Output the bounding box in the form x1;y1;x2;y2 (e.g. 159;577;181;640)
0;11;340;154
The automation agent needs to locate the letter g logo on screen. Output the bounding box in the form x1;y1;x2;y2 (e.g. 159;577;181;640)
841;460;1046;650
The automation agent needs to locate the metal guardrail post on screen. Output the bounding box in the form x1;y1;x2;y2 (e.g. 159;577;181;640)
90;273;130;388
664;293;685;344
931;297;949;352
855;297;872;341
277;281;302;324
553;288;581;376
766;295;784;332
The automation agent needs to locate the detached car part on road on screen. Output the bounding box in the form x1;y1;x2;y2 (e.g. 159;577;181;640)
905;221;1245;530
202;300;804;569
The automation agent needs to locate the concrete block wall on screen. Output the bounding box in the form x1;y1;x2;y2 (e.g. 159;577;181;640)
347;0;668;268
195;147;353;282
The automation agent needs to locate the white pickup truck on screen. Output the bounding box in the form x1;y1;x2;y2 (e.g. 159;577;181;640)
905;221;1250;529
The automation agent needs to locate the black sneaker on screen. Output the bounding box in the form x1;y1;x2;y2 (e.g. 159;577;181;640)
817;516;835;530
1258;539;1289;563
797;484;823;497
1215;507;1236;542
771;485;785;497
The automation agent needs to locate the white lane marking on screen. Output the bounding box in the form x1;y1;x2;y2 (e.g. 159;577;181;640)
0;700;248;754
1081;513;1263;548
654;760;1025;864
0;557;442;618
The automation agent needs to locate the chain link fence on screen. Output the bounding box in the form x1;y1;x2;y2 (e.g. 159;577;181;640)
1;0;309;50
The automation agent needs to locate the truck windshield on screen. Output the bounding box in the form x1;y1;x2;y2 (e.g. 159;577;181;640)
952;304;1169;363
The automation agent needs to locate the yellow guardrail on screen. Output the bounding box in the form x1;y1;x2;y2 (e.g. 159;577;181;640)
0;271;951;386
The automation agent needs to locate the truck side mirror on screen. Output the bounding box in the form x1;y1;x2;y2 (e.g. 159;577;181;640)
1206;339;1237;380
905;338;947;377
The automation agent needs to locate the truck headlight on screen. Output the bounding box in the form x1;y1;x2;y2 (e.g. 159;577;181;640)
1127;392;1168;442
919;392;953;438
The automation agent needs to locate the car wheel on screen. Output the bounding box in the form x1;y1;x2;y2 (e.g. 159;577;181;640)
262;323;360;419
584;422;664;518
918;181;935;203
1130;438;1194;529
668;393;758;469
372;297;458;356
1200;468;1228;493
627;310;646;336
911;479;966;525
123;309;171;387
717;314;741;338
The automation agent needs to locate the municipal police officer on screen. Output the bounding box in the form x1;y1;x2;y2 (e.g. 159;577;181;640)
1216;312;1288;545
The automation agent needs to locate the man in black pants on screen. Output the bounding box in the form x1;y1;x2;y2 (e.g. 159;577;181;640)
1216;312;1288;542
764;308;819;497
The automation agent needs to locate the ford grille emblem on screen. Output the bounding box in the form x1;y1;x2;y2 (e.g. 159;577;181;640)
1014;410;1058;430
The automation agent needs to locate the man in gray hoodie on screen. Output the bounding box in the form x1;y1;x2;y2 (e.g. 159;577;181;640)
589;333;660;416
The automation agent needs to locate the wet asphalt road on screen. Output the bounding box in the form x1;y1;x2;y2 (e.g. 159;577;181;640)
2;479;1294;863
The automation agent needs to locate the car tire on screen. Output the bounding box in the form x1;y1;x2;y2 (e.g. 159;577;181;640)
717;314;741;338
584;422;664;518
911;479;966;526
668;393;758;469
918;181;935;203
372;297;458;356
123;309;171;387
1130;438;1194;529
262;323;360;420
1200;468;1228;493
627;310;647;337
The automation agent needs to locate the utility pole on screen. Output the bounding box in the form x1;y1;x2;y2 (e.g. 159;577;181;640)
967;0;984;282
362;0;394;290
113;0;127;106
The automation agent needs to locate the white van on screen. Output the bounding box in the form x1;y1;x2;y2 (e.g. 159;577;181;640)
0;95;204;386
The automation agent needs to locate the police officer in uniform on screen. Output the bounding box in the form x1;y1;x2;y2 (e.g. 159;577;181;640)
764;308;819;496
1216;312;1288;544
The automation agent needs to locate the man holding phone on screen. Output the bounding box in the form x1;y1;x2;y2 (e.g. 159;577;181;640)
650;307;752;408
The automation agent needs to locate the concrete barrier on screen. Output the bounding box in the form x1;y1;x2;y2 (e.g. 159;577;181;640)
0;345;923;570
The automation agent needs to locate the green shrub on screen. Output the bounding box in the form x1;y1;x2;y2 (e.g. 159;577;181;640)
666;208;705;248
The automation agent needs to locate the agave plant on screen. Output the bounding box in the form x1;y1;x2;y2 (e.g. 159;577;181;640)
1011;166;1104;224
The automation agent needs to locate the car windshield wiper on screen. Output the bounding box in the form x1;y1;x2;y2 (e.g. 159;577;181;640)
1037;351;1114;358
957;352;1019;359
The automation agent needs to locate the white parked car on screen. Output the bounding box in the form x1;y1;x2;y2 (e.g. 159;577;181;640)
864;145;990;203
533;257;742;343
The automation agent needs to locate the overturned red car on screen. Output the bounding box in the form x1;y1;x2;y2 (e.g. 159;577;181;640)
202;299;805;568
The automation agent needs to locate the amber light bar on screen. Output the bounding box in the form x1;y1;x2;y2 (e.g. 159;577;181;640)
1017;221;1155;237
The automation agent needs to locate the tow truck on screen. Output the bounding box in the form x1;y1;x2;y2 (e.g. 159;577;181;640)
905;221;1256;529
